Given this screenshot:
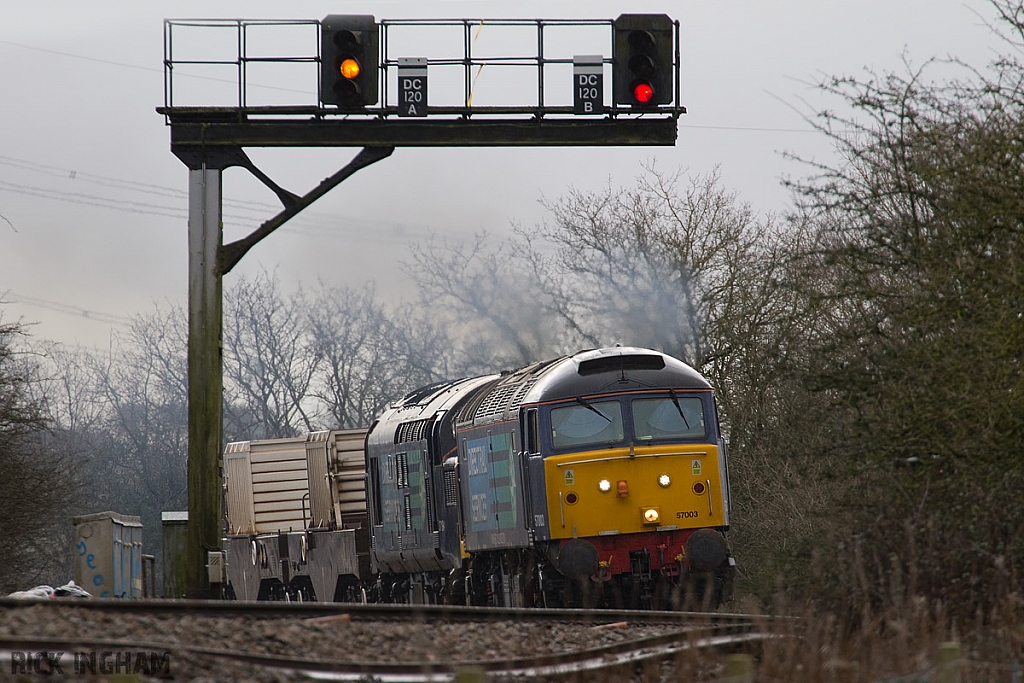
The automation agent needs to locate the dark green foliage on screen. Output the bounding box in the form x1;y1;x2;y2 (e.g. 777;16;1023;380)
0;318;77;592
773;11;1024;619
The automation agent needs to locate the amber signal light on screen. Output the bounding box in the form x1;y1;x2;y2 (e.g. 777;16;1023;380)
340;57;361;79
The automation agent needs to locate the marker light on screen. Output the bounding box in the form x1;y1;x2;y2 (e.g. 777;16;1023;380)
617;480;629;498
598;479;612;493
633;82;654;104
658;474;671;488
565;492;579;505
692;481;706;495
643;507;660;524
340;58;361;79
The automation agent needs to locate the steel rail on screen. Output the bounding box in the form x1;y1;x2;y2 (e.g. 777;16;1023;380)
0;597;773;626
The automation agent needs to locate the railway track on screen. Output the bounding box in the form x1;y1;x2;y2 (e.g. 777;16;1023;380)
0;596;761;624
0;599;780;681
0;626;768;681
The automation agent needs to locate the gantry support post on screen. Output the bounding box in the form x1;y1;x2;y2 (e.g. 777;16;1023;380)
186;163;224;599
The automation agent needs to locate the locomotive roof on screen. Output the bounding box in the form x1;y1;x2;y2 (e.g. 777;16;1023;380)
524;347;710;404
368;374;498;447
455;347;710;428
369;348;710;439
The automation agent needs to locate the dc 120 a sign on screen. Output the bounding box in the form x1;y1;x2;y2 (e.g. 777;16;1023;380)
398;57;427;117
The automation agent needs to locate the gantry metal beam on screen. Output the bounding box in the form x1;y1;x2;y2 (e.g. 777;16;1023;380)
159;112;679;154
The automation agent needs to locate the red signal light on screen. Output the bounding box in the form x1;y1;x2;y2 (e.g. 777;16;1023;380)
632;82;654;104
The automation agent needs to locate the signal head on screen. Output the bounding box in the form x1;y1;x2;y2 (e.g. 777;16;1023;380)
613;14;674;107
320;15;379;109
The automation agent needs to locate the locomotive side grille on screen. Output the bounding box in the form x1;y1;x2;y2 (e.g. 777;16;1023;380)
395;419;429;444
474;382;521;421
444;470;458;507
404;493;413;530
507;378;537;412
424;477;435;531
466;370;540;423
396;452;409;489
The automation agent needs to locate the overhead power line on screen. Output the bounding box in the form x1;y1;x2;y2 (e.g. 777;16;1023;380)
0;154;435;245
0;39;309;94
679;123;816;134
3;292;132;326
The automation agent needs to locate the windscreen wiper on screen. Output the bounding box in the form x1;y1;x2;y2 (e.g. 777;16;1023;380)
576;396;611;422
669;388;691;429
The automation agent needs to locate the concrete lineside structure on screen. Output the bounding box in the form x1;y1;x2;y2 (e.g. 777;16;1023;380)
72;512;143;599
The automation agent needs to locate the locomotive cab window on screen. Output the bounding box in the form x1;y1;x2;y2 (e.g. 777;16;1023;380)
550;399;624;450
632;396;706;441
526;408;540;454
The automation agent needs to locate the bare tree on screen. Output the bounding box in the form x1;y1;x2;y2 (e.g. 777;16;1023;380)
403;232;567;369
307;282;451;428
84;308;189;533
526;168;744;365
223;270;321;440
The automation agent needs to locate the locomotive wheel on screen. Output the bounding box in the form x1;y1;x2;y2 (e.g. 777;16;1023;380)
443;567;467;606
651;574;676;611
676;570;720;611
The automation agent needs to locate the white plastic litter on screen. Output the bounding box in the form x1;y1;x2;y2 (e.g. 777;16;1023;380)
7;585;55;599
8;580;91;600
53;580;91;598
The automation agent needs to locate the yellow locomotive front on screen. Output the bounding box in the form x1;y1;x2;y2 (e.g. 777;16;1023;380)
522;349;734;608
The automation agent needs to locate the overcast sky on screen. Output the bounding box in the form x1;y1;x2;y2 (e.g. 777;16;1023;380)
0;0;1004;348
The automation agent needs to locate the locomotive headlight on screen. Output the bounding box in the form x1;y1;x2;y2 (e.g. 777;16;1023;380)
643;507;661;524
598;479;612;493
658;474;671;488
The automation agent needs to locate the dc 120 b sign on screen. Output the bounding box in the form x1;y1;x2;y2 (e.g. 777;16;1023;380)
573;55;604;115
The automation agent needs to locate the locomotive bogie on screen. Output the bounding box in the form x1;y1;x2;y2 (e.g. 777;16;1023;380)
224;528;365;602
